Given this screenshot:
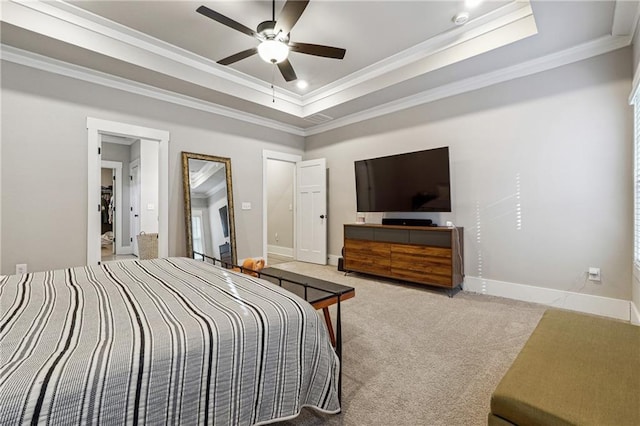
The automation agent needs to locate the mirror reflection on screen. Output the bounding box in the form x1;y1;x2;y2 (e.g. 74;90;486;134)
182;152;236;265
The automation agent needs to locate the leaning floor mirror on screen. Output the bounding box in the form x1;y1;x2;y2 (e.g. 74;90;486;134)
182;152;237;266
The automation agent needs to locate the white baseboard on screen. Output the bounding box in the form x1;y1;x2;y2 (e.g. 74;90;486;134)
631;301;640;325
267;245;293;258
464;276;631;322
328;254;340;266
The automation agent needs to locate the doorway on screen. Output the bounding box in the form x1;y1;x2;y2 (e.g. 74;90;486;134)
265;159;296;265
263;151;301;264
100;163;117;261
262;150;328;266
87;117;169;266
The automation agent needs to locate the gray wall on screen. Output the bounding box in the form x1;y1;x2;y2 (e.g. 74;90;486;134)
0;47;635;304
0;60;303;274
632;26;640;75
102;142;132;246
633;27;640;317
305;48;633;301
266;159;294;250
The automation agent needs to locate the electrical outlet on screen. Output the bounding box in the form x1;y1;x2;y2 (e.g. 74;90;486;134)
446;221;454;227
588;267;601;282
16;264;27;274
275;232;279;242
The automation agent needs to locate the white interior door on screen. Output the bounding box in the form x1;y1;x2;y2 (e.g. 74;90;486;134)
130;162;141;257
296;159;327;265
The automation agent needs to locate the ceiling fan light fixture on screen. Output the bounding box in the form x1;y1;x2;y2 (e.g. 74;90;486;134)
258;39;289;63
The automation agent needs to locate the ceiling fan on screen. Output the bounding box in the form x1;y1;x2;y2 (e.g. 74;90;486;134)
196;0;346;82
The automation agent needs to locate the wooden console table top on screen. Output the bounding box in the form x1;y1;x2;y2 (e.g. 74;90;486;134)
260;267;355;309
260;267;355;346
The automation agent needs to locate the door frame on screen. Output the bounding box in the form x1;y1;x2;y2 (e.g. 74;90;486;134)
129;158;141;257
87;117;169;265
262;150;302;262
100;160;128;255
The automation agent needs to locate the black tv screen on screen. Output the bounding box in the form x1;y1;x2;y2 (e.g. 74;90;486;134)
355;147;451;212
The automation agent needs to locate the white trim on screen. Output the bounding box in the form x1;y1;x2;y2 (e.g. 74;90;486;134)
464;276;631;322
1;0;302;114
303;2;533;105
36;0;301;103
1;45;306;137
328;254;340;267
267;245;294;258
100;160;126;256
1;31;630;138
302;3;537;116
631;301;640;325
87;118;169;265
262;150;302;261
129;158;140;257
1;19;632;139
306;34;631;136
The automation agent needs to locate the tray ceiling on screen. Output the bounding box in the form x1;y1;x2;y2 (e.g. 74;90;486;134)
0;1;636;134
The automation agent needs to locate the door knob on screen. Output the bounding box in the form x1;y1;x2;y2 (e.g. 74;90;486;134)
320;214;326;219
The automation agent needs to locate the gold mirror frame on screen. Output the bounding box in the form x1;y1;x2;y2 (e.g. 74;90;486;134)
182;152;237;265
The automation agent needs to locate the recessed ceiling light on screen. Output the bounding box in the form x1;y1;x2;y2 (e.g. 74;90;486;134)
453;11;469;26
296;80;309;89
465;0;484;9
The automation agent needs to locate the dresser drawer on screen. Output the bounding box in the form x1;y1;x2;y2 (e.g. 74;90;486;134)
344;239;390;275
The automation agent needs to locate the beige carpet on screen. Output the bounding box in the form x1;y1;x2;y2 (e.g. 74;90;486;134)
271;262;547;426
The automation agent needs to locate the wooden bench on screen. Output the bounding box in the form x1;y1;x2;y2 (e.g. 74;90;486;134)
489;309;640;425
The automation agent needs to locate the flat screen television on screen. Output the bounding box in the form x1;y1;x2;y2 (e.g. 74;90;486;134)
354;147;451;212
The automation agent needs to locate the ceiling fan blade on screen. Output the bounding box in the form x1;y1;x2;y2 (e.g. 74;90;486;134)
289;42;346;59
277;59;298;82
274;0;310;35
196;5;258;39
217;48;258;66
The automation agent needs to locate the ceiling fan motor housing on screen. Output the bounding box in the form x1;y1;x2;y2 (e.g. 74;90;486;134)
197;1;346;82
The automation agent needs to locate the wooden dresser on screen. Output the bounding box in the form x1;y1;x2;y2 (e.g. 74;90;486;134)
343;224;464;289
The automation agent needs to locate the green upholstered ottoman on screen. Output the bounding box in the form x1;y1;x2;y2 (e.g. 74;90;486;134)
489;309;640;426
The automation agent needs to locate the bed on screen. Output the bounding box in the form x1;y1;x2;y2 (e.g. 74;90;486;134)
0;257;340;425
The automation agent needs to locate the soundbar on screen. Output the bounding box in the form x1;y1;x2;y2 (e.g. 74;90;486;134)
381;218;433;226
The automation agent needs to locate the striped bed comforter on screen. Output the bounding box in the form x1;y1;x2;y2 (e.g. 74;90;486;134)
0;257;340;425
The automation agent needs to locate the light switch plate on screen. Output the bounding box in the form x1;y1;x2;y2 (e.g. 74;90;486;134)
242;202;251;210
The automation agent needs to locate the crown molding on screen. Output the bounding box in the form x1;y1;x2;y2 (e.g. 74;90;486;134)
301;1;534;107
2;0;540;119
2;0;304;116
2;33;631;139
305;34;631;136
9;0;303;104
301;3;538;116
0;45;306;136
1;0;632;140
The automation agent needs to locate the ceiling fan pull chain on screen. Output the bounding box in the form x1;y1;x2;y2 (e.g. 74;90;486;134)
271;65;276;103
